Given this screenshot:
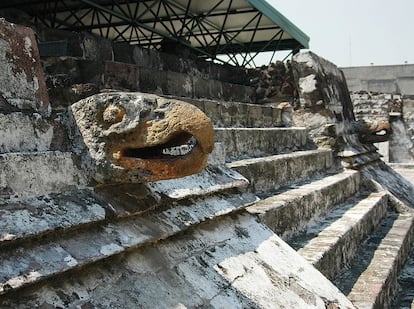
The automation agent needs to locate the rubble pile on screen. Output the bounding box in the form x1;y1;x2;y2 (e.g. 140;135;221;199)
248;60;297;105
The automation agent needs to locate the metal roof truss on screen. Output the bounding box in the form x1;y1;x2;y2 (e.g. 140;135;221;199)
1;0;309;66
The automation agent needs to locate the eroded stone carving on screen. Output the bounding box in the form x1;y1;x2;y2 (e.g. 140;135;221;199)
354;119;392;144
68;92;214;184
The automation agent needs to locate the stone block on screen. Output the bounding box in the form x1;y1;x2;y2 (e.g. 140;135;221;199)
209;79;224;100
42;57;102;109
222;82;254;103
113;42;134;64
186;98;205;112
214;127;308;161
193;77;213;99
166;71;192;97
229;149;334;193
159;52;185;73
0;151;87;199
203;100;223;126
80;31;113;62
0;112;54;153
0;19;50;115
133;46;162;70
247;104;263;127
77;59;104;85
103;61;139;91
37;28;83;57
262;106;274;127
42;57;83;84
219;101;239;127
138;67;167;94
37;28;113;62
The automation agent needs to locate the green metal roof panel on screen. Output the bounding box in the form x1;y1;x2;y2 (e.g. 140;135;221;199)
247;0;309;48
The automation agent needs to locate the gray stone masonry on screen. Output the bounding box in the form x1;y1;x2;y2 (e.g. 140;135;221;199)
0;19;50;115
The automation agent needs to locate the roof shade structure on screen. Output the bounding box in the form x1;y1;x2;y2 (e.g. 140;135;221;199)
0;0;310;66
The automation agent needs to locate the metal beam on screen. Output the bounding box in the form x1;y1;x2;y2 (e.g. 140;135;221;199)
78;0;219;60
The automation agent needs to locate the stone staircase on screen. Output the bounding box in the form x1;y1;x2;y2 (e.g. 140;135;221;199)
0;92;358;308
1;93;414;307
196;98;414;308
218;110;414;308
1;30;414;306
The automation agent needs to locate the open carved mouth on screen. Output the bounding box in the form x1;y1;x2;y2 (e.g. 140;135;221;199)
121;132;198;160
374;129;387;136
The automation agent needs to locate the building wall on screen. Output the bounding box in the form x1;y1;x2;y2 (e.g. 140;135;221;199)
342;64;414;97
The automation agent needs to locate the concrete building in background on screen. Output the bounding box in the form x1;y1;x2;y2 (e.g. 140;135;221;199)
342;64;414;97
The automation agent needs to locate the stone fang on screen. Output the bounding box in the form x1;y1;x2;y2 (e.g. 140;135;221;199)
162;136;197;156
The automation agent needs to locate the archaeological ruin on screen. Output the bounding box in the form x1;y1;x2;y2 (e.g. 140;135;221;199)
0;1;414;308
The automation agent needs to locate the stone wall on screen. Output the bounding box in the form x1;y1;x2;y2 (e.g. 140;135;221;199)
342;64;414;97
35;27;254;108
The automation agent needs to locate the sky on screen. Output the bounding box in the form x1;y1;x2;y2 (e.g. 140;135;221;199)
258;0;414;67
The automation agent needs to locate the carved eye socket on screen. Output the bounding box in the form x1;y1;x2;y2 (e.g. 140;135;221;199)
103;105;125;124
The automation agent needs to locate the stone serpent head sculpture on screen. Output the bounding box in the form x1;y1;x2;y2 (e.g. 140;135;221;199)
354;119;392;144
68;92;214;184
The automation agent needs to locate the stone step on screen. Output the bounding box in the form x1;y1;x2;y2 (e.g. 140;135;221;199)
247;170;361;239
290;192;388;280
0;164;250;248
0;150;249;199
0;112;54;154
214;127;310;161
334;212;414;309
228;149;334;194
166;95;285;128
0;189;257;296
0;212;355;308
392;245;414;308
0;151;87;199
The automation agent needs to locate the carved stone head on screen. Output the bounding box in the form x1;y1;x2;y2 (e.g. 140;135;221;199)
68;92;214;184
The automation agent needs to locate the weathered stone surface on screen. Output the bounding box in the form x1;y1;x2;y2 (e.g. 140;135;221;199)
0;213;355;309
291;51;395;173
0;112;53;153
0;190;256;297
180;97;283;128
37;28;113;62
351;91;390;121
0;190;106;244
68;92;214;184
214;127;309;161
390;116;414;163
361;160;414;207
103;61;139;91
248;170;360;239
393;242;414;308
293;192;388;280
0;152;87;199
131;44;249;85
229;149;334;193
291;51;372;155
292;51;353;120
147;165;249;199
334;212;414;309
0;19;49;115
